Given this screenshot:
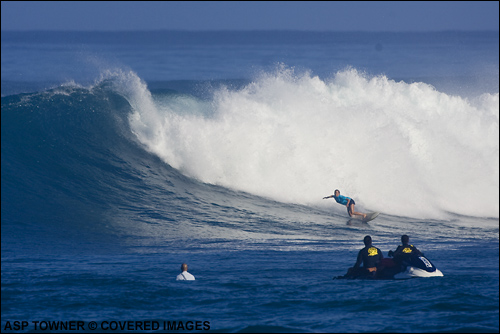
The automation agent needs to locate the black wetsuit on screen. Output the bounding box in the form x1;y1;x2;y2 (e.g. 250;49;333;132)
392;244;422;264
354;245;384;269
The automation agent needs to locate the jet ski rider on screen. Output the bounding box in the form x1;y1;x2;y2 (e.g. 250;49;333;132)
351;235;384;277
388;235;423;265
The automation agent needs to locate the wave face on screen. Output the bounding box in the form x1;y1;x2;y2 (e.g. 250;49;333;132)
1;76;184;239
126;67;499;219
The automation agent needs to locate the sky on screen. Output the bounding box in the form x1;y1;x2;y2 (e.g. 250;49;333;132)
1;1;499;32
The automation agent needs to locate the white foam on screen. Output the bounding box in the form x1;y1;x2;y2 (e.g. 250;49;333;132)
123;67;498;219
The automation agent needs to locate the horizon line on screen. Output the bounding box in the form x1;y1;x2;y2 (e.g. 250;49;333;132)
2;29;499;33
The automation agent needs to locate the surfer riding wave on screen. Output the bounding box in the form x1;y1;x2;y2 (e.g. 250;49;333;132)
323;189;366;219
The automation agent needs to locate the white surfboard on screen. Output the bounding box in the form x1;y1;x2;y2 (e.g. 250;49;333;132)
362;212;379;222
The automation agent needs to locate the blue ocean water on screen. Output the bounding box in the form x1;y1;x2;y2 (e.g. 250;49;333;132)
1;31;499;332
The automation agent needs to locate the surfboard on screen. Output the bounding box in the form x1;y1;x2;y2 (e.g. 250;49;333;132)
362;212;379;222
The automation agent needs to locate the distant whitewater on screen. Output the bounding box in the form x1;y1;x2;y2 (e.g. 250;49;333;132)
97;67;500;219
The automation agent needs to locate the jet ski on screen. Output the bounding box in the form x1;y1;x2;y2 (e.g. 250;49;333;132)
334;254;443;280
389;254;443;279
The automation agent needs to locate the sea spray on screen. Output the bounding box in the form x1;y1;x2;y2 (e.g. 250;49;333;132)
123;67;498;219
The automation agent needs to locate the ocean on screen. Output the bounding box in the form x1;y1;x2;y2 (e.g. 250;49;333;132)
1;31;499;333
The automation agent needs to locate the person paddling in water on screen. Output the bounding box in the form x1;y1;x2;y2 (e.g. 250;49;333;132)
323;189;366;219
